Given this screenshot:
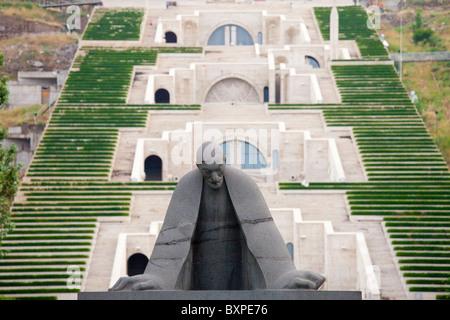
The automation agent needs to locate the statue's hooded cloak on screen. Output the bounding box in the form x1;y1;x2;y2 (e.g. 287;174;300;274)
144;165;299;290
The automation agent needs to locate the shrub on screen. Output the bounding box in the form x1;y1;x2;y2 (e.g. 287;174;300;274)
413;28;434;44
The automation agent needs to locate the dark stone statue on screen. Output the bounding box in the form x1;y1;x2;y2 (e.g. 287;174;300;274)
109;142;325;291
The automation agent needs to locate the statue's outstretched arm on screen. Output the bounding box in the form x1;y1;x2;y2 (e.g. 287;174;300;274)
276;270;326;290
109;274;163;291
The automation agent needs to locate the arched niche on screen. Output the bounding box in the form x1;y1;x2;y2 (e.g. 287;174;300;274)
205;77;260;104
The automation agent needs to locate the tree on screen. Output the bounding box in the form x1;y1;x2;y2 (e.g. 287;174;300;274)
412;9;424;31
411;10;432;45
0;127;19;257
0;52;9;109
410;9;442;47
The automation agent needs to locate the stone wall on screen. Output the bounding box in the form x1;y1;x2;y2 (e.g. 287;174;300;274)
156;9;310;47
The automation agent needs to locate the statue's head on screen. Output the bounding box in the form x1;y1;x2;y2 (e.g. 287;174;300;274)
196;141;226;189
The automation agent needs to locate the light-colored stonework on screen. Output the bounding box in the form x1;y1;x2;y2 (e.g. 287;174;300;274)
81;0;409;300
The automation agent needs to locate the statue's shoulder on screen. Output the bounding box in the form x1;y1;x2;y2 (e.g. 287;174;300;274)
224;166;272;220
224;166;257;187
175;168;202;189
164;168;203;224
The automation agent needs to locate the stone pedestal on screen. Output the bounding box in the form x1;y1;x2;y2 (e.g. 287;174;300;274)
78;289;362;300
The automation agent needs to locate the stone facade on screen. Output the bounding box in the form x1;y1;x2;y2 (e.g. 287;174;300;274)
80;1;389;300
136;6;360;106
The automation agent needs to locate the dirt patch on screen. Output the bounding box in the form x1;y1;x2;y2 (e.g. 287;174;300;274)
0;33;78;80
0;7;91;79
0;13;65;40
0;104;49;128
381;11;416;28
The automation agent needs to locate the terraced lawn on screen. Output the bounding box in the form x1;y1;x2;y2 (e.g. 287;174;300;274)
273;86;449;299
0;181;176;299
83;8;145;41
59;48;157;104
271;5;450;299
314;6;389;60
273;99;449;299
0;46;200;299
1;5;447;300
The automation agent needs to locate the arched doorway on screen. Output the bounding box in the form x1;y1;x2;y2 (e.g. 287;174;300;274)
155;89;170;104
145;155;162;181
127;253;148;276
205;78;260;104
165;31;177;43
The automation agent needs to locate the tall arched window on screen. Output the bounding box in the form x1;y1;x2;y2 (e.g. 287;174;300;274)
221;140;232;166
145;155;162;181
241;141;266;169
220;140;266;169
155;89;170;104
263;86;269;103
286;243;294;260
305;56;320;68
235;25;253;45
257;32;263;45
207;24;254;46
208;26;226;46
272;150;279;170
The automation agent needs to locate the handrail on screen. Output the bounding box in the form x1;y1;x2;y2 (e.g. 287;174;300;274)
389;51;450;62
